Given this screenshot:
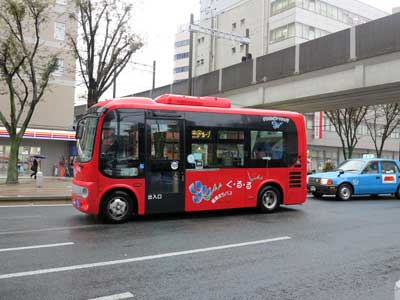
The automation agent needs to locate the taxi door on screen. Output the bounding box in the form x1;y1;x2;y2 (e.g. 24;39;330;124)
357;161;381;194
379;161;399;194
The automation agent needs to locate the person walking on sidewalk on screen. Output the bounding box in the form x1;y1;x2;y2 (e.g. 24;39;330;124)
30;158;38;179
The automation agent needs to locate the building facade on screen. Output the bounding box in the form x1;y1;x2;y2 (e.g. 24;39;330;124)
173;0;387;80
0;0;77;177
268;0;387;53
305;112;400;172
173;25;191;82
170;0;394;171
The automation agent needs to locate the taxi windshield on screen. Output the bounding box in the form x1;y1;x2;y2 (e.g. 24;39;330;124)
337;160;366;173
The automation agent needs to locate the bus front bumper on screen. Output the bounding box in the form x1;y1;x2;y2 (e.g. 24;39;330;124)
71;180;98;215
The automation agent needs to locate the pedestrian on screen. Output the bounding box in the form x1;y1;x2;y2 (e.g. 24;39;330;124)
30;158;38;179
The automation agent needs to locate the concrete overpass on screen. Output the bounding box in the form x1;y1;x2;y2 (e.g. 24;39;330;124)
133;13;400;113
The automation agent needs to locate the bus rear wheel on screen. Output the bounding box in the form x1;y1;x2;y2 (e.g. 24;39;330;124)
100;190;133;223
258;185;281;213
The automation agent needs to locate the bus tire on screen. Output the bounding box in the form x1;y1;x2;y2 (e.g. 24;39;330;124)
336;184;352;201
258;185;281;213
100;190;133;223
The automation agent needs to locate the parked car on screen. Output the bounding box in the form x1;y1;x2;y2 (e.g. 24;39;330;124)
307;158;400;200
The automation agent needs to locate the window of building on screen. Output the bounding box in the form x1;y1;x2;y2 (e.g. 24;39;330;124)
231;47;236;54
175;52;189;60
54;59;64;76
271;0;296;16
175;40;190;48
309;0;316;11
308;26;315;39
270;23;295;43
232;22;237;30
174;66;189;74
54;22;66;41
240;18;246;27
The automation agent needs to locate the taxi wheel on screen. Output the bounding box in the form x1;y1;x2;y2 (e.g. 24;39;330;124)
100;190;133;223
395;186;400;199
336;184;352;201
258;185;282;213
312;192;323;198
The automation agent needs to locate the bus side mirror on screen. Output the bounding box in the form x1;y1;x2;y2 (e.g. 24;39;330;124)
75;120;83;140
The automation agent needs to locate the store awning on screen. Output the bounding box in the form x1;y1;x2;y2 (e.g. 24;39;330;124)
0;127;76;141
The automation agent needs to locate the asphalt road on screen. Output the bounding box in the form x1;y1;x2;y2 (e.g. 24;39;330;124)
0;196;400;300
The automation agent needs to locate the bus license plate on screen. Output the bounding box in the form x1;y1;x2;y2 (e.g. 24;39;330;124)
310;186;316;192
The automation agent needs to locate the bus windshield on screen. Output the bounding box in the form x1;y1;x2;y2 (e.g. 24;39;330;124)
77;117;98;163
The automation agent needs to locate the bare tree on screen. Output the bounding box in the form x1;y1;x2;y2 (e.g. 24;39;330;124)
69;0;143;108
364;103;400;158
325;106;369;160
0;0;59;184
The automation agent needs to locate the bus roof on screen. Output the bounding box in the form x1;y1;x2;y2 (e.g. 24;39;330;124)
95;94;303;119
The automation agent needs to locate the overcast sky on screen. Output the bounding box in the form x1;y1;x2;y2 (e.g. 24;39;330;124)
93;0;399;103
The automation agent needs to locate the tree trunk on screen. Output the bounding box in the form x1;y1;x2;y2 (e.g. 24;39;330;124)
6;136;20;184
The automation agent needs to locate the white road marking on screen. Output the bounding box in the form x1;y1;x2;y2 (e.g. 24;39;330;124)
0;204;71;208
0;236;291;280
87;292;134;300
0;242;74;253
0;224;107;235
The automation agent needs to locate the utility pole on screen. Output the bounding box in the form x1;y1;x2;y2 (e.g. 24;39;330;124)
188;13;194;96
245;28;250;58
150;60;156;98
112;70;116;98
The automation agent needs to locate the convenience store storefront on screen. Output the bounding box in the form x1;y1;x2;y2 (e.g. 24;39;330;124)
0;127;76;177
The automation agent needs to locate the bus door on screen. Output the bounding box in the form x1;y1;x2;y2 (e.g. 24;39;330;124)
145;117;185;214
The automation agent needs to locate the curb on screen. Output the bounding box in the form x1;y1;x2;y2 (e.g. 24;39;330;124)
0;196;70;202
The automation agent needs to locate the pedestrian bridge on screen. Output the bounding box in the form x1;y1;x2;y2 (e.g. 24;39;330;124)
133;13;400;113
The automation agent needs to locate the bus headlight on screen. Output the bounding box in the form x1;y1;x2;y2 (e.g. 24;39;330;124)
320;178;333;185
72;183;89;198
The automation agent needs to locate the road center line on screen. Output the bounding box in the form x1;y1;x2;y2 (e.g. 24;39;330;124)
0;224;107;235
0;236;291;280
87;292;134;300
0;242;74;253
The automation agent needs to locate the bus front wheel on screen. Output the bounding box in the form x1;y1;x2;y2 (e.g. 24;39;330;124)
258;185;281;213
100;190;133;223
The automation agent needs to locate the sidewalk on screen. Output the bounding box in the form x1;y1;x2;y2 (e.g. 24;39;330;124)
0;176;72;202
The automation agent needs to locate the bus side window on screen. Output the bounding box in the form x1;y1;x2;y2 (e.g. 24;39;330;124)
250;130;285;167
190;128;214;168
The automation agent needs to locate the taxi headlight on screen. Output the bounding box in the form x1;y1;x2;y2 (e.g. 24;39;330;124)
321;178;333;185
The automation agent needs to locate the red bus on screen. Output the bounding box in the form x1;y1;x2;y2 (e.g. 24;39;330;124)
72;94;307;223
